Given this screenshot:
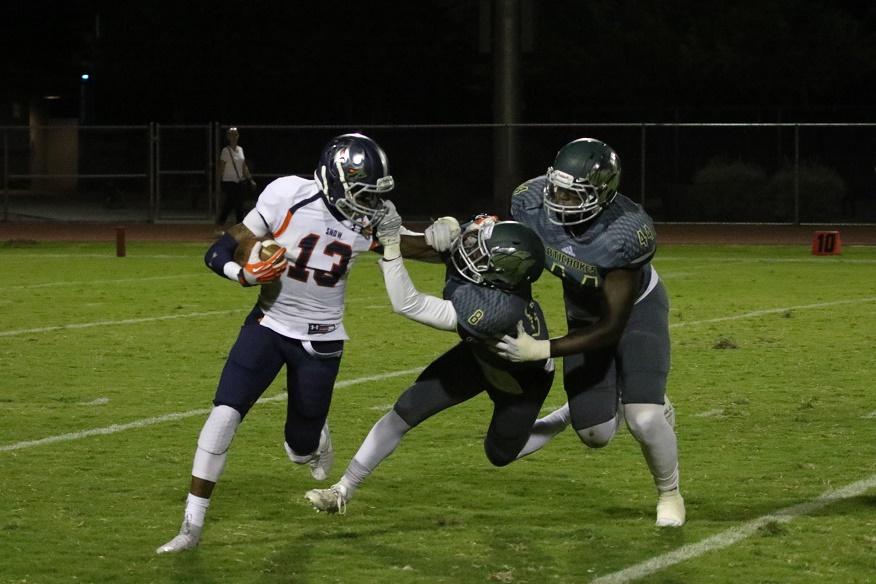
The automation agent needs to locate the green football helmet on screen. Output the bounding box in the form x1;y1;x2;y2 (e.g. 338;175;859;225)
544;138;621;225
451;220;545;290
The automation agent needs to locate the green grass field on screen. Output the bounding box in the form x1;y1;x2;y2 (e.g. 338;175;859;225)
1;241;875;583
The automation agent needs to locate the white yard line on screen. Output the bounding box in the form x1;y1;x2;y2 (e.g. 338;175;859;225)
0;368;422;453
658;256;876;264
1;274;202;290
4;296;874;339
0;309;248;337
0;253;196;259
588;295;876;581
590;474;876;584
694;408;725;418
669;297;876;329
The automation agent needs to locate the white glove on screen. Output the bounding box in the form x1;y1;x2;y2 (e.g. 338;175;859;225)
376;200;403;261
376;200;402;247
239;240;288;286
424;216;460;252
491;321;551;362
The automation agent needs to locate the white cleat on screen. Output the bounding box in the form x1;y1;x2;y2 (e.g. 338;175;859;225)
156;518;202;554
656;489;685;527
308;422;334;481
305;483;348;514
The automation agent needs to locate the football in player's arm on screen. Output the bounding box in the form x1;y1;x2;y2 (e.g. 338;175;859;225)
422;138;685;528
303;214;567;514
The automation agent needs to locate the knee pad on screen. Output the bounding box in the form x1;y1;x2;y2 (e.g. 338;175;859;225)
575;417;619;448
624;403;667;443
192;405;242;482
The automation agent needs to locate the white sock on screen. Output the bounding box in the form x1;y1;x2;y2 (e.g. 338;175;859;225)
516;402;571;459
338;410;411;499
624;403;680;492
185;493;211;527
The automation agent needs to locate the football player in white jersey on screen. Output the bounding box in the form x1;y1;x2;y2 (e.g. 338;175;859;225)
157;133;434;554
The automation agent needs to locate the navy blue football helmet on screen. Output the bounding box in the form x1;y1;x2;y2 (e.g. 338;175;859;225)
314;133;395;227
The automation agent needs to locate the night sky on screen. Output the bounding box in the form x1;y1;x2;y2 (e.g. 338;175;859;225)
5;0;876;125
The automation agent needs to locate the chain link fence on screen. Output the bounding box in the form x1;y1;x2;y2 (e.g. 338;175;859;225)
3;123;875;223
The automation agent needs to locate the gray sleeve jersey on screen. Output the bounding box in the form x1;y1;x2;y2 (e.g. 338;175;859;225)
510;177;657;309
451;282;550;371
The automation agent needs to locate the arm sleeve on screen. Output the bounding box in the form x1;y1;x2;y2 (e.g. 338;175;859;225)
204;233;243;283
378;258;457;331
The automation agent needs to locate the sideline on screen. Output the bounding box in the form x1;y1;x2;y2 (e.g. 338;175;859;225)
590;473;876;583
0;368;423;453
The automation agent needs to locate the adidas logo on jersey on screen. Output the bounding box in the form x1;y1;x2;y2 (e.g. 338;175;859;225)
561;245;575;257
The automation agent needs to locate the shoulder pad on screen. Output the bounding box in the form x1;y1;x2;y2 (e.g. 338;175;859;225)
510;176;544;220
603;196;657;268
255;176;317;233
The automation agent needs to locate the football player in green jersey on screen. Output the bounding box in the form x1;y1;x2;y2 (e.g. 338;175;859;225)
427;138;684;527
304;211;562;514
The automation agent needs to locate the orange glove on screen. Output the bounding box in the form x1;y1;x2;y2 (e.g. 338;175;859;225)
239;240;288;286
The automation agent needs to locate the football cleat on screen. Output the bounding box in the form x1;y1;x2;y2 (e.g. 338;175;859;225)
655;489;685;527
155;517;202;554
308;422;334;481
305;483;348;514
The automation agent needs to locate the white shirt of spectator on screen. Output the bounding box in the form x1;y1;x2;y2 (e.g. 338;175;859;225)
220;145;247;183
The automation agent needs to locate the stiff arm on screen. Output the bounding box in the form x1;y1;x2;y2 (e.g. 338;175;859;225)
378;255;457;331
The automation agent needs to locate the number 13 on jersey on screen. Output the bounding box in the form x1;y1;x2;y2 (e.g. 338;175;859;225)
287;233;352;287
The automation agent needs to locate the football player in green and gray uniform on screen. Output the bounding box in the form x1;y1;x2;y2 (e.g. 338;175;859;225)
426;138;684;527
304;212;559;514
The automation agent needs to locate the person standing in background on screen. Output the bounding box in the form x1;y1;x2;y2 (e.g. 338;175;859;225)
216;126;257;234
